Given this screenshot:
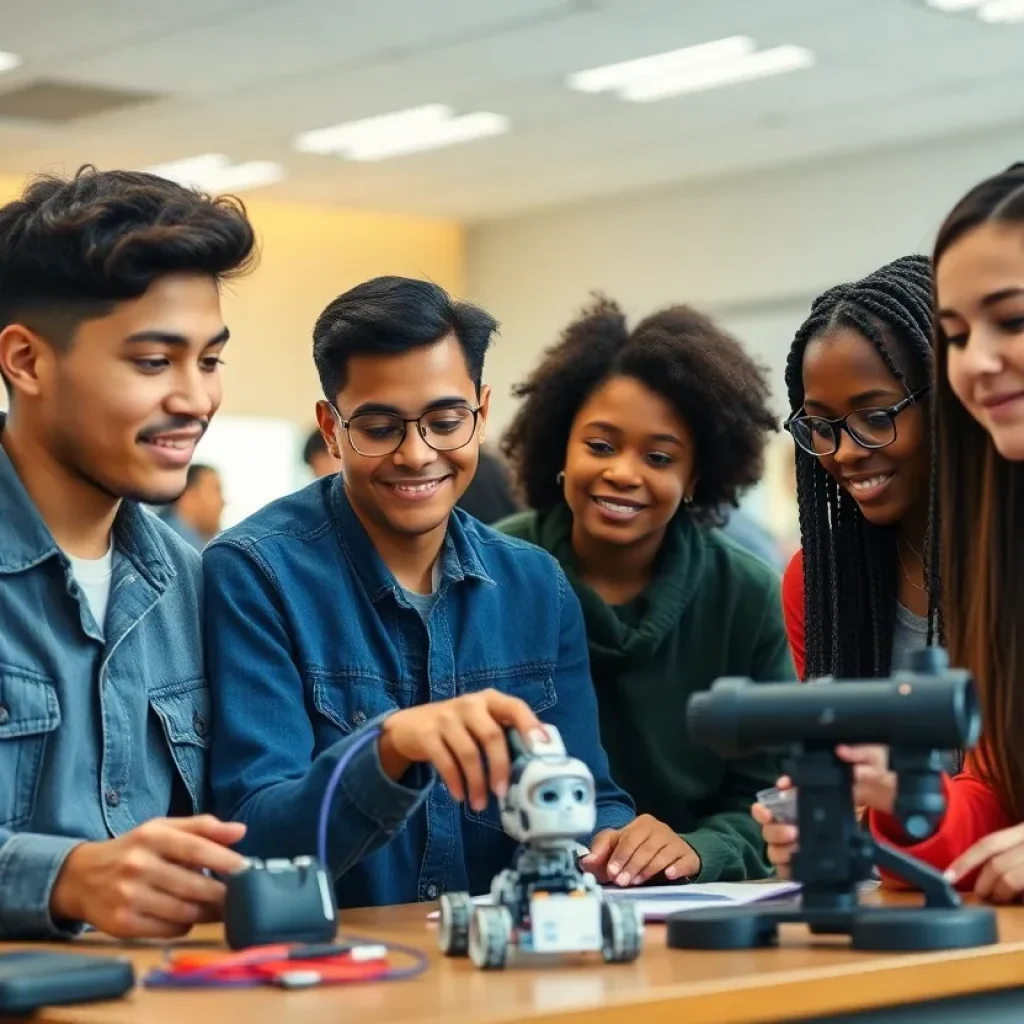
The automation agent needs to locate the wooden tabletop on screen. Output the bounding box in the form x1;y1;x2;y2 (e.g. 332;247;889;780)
9;891;1024;1024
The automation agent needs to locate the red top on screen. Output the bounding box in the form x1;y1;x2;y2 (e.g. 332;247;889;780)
781;550;806;681
869;762;1012;889
782;549;1012;887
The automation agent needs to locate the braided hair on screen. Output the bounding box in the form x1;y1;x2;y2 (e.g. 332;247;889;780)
785;255;936;680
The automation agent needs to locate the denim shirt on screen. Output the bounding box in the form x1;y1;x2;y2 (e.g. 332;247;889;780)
0;422;209;938
204;477;635;908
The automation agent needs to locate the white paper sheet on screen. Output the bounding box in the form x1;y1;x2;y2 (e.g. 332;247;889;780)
425;881;801;923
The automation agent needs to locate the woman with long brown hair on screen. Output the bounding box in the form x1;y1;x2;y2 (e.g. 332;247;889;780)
905;162;1024;899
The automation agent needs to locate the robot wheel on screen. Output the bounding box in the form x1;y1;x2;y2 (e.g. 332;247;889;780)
437;892;474;956
468;905;514;970
601;900;644;963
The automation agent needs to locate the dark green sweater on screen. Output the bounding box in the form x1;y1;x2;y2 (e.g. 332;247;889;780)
496;506;796;882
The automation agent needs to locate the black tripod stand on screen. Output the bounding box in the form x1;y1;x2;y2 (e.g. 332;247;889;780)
666;746;998;952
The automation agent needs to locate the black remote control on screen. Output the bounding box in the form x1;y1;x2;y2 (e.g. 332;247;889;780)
223;856;337;950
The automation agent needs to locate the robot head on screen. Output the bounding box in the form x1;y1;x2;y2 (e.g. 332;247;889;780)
500;726;597;843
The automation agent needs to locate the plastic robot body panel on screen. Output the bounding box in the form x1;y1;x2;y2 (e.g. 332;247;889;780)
500;758;596;844
439;726;642;968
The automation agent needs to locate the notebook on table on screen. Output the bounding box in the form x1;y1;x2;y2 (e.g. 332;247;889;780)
425;881;801;923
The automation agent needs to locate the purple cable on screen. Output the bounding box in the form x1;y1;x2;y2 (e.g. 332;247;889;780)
317;726;383;870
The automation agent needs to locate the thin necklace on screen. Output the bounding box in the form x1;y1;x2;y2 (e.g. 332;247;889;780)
898;539;926;593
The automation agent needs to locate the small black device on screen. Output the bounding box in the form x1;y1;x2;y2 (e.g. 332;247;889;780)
224;855;337;950
0;951;134;1015
669;648;998;954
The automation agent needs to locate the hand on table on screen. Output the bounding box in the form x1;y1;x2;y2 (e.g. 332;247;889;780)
581;815;699;887
945;824;1024;903
50;815;247;939
379;689;545;812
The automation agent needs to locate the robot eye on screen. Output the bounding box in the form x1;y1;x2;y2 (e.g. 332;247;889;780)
539;787;559;804
572;786;587;803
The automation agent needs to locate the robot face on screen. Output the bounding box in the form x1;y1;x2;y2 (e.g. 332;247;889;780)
500;748;598;844
528;775;592;813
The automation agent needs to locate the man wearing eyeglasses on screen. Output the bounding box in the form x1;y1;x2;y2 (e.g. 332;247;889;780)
203;276;635;908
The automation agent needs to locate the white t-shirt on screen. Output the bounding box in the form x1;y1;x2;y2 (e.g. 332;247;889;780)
67;540;115;635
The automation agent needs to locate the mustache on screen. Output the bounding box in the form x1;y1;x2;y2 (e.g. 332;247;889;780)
137;417;209;442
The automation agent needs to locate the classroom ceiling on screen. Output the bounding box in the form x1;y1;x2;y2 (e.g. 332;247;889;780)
0;0;1021;222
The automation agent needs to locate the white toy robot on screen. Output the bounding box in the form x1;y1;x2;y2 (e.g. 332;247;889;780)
437;726;643;969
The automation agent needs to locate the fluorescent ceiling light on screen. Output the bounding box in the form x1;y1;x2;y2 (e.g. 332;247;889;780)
294;104;509;161
925;0;983;10
0;51;20;74
567;37;815;103
143;153;284;193
925;0;1024;19
978;0;1024;22
568;37;754;94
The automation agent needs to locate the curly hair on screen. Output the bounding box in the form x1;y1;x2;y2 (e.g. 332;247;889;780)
784;254;935;681
502;295;777;526
0;164;257;367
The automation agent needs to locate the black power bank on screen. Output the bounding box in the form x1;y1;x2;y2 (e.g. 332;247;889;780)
0;951;135;1015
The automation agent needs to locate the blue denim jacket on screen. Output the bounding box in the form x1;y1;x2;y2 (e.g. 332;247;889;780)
0;420;209;938
205;477;635;908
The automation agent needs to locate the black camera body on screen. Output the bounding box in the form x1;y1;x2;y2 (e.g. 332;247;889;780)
224;856;337;950
667;648;998;953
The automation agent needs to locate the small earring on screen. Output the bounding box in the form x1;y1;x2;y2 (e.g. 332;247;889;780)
556;471;565;486
683;494;694;506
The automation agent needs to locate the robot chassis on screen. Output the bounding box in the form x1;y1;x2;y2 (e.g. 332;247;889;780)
437;726;643;969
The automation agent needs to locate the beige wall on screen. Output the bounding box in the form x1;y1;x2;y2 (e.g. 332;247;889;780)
466;123;1024;441
219;199;464;429
0;174;465;429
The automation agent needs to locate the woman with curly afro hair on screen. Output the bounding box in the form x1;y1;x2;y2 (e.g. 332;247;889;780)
496;296;794;887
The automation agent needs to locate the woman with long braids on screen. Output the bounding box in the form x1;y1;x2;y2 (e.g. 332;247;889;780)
779;255;937;681
753;256;941;876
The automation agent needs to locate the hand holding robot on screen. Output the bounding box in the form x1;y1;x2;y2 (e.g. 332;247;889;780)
438;726;644;969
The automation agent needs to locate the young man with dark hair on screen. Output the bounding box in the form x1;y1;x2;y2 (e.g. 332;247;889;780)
205;276;636;907
159;463;225;551
0;166;256;939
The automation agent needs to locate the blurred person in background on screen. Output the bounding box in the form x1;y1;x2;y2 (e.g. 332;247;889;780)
0;165;256;939
499;296;794;885
456;444;521;524
159;463;225;551
303;426;343;478
717;502;784;571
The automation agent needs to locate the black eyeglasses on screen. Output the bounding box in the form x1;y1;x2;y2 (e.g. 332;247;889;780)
330;403;481;458
784;386;929;458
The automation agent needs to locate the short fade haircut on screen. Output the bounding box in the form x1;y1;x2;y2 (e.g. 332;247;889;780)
312;276;498;401
0;164;257;375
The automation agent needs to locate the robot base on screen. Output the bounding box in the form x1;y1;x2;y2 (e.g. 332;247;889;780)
665;902;997;953
439;892;643;970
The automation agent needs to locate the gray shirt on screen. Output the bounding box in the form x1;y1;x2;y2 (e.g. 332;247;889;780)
891;602;929;671
892;603;961;774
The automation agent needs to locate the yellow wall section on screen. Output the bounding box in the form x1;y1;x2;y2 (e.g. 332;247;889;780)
219;199;464;427
0;175;465;428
